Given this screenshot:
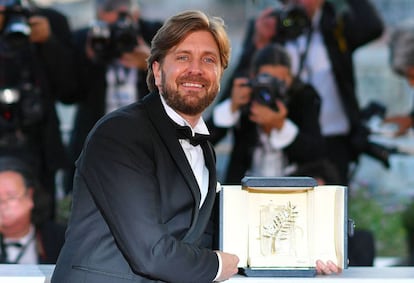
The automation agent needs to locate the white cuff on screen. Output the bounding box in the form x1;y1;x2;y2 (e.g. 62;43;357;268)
212;99;240;127
269;119;299;149
213;251;223;282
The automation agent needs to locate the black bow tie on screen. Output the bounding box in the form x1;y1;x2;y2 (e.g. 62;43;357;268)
175;124;210;146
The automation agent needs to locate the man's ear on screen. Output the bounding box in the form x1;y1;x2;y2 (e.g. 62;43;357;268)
153;61;162;88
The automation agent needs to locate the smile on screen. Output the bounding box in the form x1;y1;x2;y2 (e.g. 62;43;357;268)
182;82;204;88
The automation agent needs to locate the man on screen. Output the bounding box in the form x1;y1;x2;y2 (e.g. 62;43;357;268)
208;43;329;184
52;10;239;283
231;0;384;185
0;156;66;264
385;26;414;135
0;0;77;220
64;0;162;193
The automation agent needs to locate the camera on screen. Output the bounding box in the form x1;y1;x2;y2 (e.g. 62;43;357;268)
271;4;311;40
246;73;288;111
88;11;139;62
351;102;400;169
0;0;33;52
351;125;396;169
0;83;44;146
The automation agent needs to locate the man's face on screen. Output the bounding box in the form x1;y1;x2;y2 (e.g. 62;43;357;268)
152;30;223;116
258;64;292;88
0;171;33;234
97;5;131;24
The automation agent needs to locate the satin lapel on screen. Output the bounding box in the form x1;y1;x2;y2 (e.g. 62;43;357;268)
204;141;217;201
182;141;217;244
200;141;217;223
142;93;201;207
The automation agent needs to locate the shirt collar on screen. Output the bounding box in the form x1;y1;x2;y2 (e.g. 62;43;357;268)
159;93;210;136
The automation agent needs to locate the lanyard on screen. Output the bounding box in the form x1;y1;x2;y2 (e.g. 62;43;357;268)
0;233;36;264
295;27;313;79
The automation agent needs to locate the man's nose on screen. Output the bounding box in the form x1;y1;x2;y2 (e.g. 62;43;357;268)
188;59;203;74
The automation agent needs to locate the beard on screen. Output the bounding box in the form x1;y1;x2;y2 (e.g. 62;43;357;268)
160;72;219;116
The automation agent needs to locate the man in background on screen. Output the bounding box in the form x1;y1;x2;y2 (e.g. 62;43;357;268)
0;156;65;264
386;26;414;135
64;0;162;193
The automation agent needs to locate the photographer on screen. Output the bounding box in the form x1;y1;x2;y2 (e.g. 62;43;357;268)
385;26;414;136
227;0;384;186
0;0;77;220
64;0;162;193
207;43;327;184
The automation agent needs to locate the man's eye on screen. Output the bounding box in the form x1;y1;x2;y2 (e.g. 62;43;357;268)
203;57;216;64
177;55;188;61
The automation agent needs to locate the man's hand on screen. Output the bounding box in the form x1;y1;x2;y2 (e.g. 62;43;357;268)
29;15;51;43
230;77;252;113
119;37;150;69
316;260;342;275
215;251;239;282
254;7;277;49
249;100;288;133
383;115;413;136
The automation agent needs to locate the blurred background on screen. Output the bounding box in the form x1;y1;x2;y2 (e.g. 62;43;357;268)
34;0;414;265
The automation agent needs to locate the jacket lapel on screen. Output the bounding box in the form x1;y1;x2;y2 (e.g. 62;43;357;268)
142;93;218;244
143;93;202;207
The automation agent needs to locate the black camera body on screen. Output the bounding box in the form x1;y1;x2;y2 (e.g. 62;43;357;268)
0;84;44;128
0;0;33;52
0;83;44;146
271;4;311;40
247;73;288;111
88;11;139;62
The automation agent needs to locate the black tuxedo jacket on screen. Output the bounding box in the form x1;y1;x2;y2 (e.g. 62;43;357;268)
52;93;219;283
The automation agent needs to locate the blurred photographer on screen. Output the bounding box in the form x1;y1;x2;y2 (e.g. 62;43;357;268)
207;43;327;184
386;26;414;136
0;0;77;219
65;0;162;193
226;0;384;186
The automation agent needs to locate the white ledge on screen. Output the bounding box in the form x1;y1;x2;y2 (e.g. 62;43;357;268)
0;265;414;282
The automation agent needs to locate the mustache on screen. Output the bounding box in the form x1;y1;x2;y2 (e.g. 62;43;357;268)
177;75;209;86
